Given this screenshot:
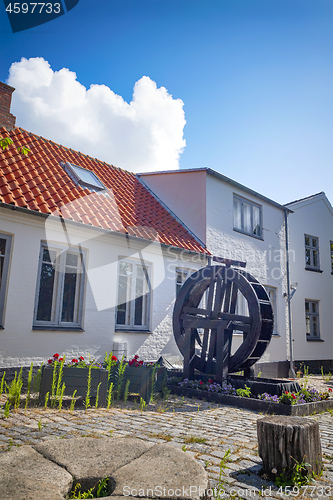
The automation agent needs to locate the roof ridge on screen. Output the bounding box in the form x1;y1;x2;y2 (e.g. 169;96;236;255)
284;192;326;206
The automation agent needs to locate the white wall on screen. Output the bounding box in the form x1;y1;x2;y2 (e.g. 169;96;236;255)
0;208;207;367
205;174;289;363
286;195;333;362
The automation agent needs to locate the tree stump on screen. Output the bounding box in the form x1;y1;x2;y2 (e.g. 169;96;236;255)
257;416;322;480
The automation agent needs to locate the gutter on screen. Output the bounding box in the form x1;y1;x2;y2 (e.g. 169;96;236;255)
284;208;295;378
0;202;209;259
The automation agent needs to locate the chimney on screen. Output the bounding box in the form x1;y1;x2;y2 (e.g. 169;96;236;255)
0;82;16;131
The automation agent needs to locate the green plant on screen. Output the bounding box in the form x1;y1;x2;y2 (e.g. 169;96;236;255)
3;400;10;418
161;371;170;400
321;366;332;382
6;368;23;409
0;371;6;395
32;364;42;394
70;390;77;412
275;456;315;487
140;397;147;411
0;136;30;156
115;356;127;400
58;383;65;410
123;379;130;403
56;358;65;403
95;382;102;408
8;438;13;450
183;435;207;444
107;382;114;410
149;364;158;402
25;363;33;410
37;418;42;431
44;391;49;408
84;365;92;410
50;361;58;408
181;445;187;452
213;449;231;498
69;477;109;499
236;385;251;398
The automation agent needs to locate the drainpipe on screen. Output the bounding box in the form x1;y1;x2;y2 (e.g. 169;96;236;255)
285;209;296;378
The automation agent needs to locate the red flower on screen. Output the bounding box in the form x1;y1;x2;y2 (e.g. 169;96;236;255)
72;358;79;363
53;353;59;358
208;379;213;383
134;355;139;359
292;394;296;399
79;356;84;361
199;381;203;385
59;358;64;362
138;360;143;365
285;391;289;394
112;355;117;361
329;388;332;392
47;359;53;364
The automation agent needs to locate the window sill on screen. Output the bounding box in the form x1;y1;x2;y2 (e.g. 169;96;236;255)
233;228;263;241
115;328;152;334
33;326;84;332
306;337;324;342
305;267;323;273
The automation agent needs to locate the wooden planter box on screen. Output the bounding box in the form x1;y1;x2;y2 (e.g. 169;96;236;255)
123;365;166;403
168;385;333;415
40;366;108;407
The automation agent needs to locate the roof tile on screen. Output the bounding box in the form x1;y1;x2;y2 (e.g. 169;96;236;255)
0;126;208;254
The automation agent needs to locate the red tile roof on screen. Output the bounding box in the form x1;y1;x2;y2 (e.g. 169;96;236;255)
0;127;207;254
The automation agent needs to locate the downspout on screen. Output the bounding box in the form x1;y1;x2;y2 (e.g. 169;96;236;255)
285;209;296;378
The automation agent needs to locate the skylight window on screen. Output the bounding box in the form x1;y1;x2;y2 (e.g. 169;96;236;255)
62;162;106;191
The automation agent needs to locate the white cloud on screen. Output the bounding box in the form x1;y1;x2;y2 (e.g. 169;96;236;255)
8;57;186;172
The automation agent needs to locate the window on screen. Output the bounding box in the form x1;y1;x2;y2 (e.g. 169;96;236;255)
305;235;320;270
0;234;12;327
116;260;150;330
34;243;85;329
62;162;106;191
330;241;333;274
305;300;320;339
176;268;195;296
233;195;262;238
264;286;278;335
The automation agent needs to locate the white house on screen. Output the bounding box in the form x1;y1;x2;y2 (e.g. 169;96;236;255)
0;82;208;373
285;192;333;373
139;168;292;377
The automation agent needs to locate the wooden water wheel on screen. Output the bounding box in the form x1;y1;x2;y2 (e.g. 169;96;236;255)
173;261;274;382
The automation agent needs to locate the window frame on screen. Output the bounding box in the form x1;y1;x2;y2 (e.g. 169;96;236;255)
62;162;106;192
176;267;196;297
264;285;278;335
33;242;86;330
305;299;321;340
115;258;151;332
0;233;12;328
304;234;321;271
330;241;333;274
233;194;262;239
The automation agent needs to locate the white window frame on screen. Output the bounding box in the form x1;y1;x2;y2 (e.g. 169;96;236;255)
264;285;278;335
304;234;320;271
233;194;262;239
116;258;151;331
0;233;12;327
176;267;196;297
33;242;85;329
61;162;106;192
305;300;320;340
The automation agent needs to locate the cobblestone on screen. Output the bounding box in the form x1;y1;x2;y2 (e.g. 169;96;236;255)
0;393;332;499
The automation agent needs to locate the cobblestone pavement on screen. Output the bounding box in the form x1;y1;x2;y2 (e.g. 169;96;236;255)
0;394;332;500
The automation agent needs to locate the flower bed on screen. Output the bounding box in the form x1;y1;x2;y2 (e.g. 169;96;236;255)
168;377;333;416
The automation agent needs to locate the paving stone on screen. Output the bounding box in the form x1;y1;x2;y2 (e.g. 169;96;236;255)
112;443;209;500
0;445;72;500
35;437;153;490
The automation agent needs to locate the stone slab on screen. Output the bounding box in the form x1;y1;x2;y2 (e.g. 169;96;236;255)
35;437;153;491
112;443;209;499
0;445;72;500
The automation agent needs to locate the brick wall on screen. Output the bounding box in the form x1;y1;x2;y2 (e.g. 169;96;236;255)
0;82;16;130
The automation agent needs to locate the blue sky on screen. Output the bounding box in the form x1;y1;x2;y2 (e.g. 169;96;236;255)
0;0;332;205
